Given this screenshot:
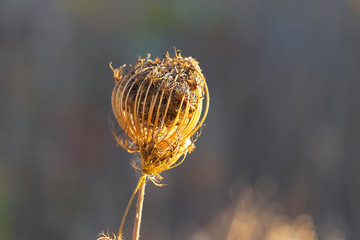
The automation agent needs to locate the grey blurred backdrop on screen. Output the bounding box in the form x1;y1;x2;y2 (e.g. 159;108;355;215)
1;0;360;239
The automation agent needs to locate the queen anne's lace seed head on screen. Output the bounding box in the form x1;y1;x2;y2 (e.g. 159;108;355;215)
110;50;209;181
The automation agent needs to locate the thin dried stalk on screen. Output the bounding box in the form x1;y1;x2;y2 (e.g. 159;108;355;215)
117;175;146;239
132;178;146;240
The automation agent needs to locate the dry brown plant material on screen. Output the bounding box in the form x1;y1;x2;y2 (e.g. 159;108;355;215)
98;49;209;240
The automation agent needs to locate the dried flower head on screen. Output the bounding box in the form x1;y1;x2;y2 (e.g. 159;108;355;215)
110;50;209;181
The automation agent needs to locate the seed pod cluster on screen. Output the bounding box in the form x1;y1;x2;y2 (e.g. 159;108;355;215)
111;50;209;180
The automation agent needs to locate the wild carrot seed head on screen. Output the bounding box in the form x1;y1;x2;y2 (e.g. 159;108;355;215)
110;50;209;179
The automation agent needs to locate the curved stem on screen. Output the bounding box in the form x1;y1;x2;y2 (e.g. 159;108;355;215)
132;176;147;240
117;175;146;239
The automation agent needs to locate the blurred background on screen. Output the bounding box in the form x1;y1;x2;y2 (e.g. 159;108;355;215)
1;0;360;239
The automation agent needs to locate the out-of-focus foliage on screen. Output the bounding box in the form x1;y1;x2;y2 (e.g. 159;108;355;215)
192;179;344;240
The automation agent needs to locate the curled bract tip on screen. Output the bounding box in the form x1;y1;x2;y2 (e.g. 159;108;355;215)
97;231;122;240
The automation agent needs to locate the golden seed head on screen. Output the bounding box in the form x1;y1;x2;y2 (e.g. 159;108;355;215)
111;50;209;178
